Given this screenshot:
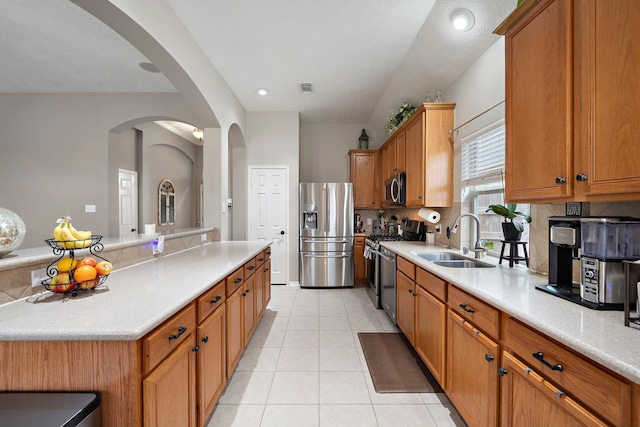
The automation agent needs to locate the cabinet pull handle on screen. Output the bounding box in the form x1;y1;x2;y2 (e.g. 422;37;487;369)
408;288;413;293
498;368;508;377
264;268;269;273
202;336;209;343
192;346;200;353
248;265;255;271
459;303;475;313
576;173;588;182
235;278;243;284
555;176;566;184
485;354;494;363
532;351;563;371
169;326;187;341
258;257;264;262
210;295;221;304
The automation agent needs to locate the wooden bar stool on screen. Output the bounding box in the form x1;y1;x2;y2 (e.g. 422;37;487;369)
499;240;529;268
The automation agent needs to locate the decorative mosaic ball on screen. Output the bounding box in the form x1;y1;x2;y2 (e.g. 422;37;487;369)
0;208;26;258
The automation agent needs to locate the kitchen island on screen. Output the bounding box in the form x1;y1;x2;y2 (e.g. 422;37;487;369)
383;241;640;426
0;240;271;426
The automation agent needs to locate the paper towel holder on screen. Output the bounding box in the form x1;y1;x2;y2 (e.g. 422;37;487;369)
418;208;441;224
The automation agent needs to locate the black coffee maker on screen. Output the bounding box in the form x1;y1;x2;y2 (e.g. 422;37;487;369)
536;217;584;305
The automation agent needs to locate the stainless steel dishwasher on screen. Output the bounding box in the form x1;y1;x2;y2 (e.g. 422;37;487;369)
379;246;397;324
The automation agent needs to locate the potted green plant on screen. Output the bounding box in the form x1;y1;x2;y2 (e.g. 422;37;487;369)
486;203;531;241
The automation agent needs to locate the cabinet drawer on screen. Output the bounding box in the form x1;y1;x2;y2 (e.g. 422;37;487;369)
416;267;446;302
244;258;257;278
197;280;225;323
448;285;499;339
505;317;630;426
144;303;196;374
397;256;415;280
226;267;244;297
256;250;267;267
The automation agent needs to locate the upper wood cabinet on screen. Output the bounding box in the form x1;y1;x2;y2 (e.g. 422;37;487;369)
496;0;640;203
379;103;455;208
349;150;378;209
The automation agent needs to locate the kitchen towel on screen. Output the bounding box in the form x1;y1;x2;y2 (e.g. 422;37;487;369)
418;208;441;224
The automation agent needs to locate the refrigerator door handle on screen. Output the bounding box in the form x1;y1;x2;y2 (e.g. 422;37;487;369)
301;239;350;244
324;186;330;232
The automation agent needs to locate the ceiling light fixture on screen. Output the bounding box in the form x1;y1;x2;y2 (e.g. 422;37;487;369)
193;128;203;141
255;88;270;96
451;8;475;31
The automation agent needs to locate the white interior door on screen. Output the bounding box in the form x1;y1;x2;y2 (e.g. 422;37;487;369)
249;167;288;284
118;169;138;237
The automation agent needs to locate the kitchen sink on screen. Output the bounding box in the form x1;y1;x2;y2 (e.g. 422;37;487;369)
414;252;469;261
431;259;494;268
412;252;495;268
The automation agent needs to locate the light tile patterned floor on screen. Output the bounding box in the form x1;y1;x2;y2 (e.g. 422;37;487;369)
208;285;466;427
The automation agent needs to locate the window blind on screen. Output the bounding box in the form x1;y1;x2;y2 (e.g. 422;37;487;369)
461;124;505;188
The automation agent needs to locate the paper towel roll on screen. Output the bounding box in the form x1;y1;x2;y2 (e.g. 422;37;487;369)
144;223;156;235
418;208;441;224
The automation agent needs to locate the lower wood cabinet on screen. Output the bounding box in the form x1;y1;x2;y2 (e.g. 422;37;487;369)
446;309;499;427
196;304;226;426
242;273;256;344
263;258;272;309
396;269;416;345
500;351;607;427
225;285;243;377
144;334;197;427
414;283;446;385
354;236;365;282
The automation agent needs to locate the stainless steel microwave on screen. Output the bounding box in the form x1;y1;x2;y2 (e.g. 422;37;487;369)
384;172;406;206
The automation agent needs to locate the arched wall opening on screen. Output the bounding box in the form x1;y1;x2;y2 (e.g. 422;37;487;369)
229;123;247;240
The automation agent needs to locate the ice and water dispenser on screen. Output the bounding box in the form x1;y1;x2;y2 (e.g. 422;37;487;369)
302;204;318;230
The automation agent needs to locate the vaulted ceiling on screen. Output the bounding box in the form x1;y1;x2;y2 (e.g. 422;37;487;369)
0;0;516;131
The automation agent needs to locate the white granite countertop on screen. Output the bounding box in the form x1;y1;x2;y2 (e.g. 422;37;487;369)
0;227;215;272
0;241;269;341
382;242;640;385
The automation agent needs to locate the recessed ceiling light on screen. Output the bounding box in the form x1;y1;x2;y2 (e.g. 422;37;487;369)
451;8;475;31
255;88;270;96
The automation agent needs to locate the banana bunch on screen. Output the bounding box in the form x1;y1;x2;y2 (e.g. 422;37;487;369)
53;217;93;249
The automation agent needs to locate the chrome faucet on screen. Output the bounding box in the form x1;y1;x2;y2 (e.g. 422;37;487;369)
452;213;485;259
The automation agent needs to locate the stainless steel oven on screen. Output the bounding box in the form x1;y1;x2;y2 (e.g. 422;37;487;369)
364;219;426;314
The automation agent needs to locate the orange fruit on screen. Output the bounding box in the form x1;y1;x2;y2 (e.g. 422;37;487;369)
57;257;78;273
78;257;97;267
73;265;97;283
95;261;113;276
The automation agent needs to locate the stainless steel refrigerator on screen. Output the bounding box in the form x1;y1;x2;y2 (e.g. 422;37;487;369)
299;183;354;288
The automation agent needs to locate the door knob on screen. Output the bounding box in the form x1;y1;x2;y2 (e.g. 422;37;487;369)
280;230;285;235
131;228;136;232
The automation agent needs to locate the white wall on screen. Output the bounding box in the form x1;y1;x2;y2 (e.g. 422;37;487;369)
0;93;199;250
444;38;506;203
246;112;300;282
299;123;368;183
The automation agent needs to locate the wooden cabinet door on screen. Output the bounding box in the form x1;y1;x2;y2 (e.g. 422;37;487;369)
255;264;265;320
404;112;425;207
446;310;499;427
144;334;197;427
414;284;445;386
354;237;365;280
504;0;573;202
197;305;226;426
396;270;415;345
501;352;607;427
263;259;271;310
350;151;377;208
395;130;406;174
573;0;640;199
225;287;243;377
243;273;256;345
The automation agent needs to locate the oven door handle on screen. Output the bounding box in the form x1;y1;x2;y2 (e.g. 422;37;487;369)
370;249;392;262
